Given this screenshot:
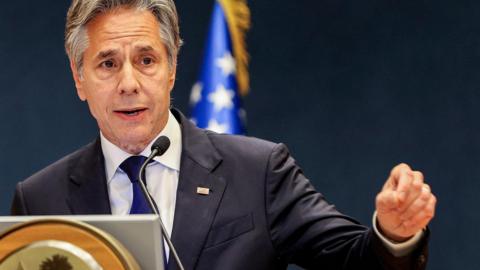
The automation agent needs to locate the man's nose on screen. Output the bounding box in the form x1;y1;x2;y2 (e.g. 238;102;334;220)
118;62;140;95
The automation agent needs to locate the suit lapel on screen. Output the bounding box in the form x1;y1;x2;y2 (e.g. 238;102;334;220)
66;138;112;215
63;111;226;268
168;110;226;270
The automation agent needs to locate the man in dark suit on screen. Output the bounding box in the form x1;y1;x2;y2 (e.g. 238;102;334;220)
11;0;436;269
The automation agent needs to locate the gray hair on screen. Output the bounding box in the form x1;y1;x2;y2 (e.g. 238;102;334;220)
65;0;182;75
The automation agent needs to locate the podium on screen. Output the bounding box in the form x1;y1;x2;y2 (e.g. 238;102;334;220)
0;215;165;270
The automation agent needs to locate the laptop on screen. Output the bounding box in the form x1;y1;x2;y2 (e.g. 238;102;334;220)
0;214;164;270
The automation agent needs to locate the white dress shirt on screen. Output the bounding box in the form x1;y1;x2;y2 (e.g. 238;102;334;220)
101;111;182;258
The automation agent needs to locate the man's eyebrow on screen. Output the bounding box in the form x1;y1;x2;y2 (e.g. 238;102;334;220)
134;45;155;52
96;49;118;59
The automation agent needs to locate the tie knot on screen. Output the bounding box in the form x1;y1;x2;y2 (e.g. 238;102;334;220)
120;155;148;183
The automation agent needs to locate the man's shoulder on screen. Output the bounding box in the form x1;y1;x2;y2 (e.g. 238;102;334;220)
203;130;286;160
20;139;99;187
174;108;281;157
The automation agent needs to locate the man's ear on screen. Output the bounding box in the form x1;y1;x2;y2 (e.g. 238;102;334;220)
167;60;177;93
70;59;86;101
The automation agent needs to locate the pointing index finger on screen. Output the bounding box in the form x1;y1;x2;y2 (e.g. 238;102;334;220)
391;164;413;203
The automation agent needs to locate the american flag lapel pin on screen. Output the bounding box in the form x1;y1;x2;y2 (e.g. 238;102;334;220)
196;187;210;195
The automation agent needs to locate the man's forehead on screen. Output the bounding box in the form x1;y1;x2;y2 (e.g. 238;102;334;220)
94;44;160;58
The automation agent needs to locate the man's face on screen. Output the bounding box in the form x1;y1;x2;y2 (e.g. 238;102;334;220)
71;7;176;154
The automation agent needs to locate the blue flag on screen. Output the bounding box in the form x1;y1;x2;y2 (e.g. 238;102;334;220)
190;1;249;134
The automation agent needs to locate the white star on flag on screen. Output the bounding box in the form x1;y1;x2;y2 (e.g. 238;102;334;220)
208;84;235;111
190;82;203;105
207;119;229;133
216;52;236;76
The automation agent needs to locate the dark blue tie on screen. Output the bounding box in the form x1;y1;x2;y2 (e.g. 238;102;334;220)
120;156;153;214
120;156;168;267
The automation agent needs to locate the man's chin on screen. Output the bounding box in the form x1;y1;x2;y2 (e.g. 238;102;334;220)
113;134;152;155
119;142;149;155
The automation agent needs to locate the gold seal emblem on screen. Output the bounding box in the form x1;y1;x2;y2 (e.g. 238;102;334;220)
0;240;102;270
0;218;140;270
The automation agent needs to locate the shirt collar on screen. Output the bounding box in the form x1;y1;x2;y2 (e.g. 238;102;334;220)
101;110;182;183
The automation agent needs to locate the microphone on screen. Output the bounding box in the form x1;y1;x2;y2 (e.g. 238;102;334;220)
137;135;185;270
152;135;170;157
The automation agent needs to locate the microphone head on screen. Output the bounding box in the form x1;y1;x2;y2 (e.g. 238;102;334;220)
151;136;171;157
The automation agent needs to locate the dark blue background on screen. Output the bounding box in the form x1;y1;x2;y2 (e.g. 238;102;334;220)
1;1;478;269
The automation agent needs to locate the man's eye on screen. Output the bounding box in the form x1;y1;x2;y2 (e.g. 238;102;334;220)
101;60;115;68
141;57;153;65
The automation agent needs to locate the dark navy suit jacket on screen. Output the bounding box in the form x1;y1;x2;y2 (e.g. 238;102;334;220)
11;109;428;270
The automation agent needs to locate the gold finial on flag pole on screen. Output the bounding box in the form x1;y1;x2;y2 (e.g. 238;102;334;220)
217;0;251;96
